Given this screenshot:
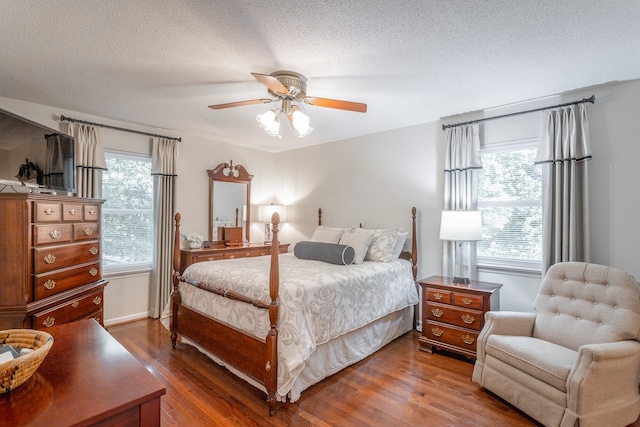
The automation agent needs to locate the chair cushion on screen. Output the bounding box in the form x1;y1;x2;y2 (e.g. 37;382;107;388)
486;335;578;392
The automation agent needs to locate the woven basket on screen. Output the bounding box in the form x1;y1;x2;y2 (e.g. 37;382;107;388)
0;329;53;394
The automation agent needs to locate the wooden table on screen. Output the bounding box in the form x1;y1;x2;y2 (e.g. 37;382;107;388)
0;319;166;426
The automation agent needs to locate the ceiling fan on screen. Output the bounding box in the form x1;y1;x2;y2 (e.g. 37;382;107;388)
208;71;367;138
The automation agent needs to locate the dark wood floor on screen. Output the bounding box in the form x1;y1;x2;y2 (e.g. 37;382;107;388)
108;319;640;427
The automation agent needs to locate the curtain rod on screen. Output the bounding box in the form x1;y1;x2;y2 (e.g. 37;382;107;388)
60;115;182;142
441;95;595;131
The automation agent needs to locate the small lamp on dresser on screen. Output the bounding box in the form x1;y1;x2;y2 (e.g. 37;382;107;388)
258;204;287;244
440;210;482;284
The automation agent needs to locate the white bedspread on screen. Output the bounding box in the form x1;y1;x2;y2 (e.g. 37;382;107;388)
179;253;418;398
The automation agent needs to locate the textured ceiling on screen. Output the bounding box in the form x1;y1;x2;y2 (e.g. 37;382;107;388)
1;0;639;152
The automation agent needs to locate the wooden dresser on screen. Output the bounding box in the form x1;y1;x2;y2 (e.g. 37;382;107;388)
418;275;501;359
179;242;290;273
0;194;107;330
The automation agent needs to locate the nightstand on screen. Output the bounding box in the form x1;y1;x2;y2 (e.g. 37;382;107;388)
418;275;502;359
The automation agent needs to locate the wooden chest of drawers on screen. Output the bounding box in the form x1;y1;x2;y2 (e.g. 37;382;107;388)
0;194;107;330
418;275;501;359
179;243;290;273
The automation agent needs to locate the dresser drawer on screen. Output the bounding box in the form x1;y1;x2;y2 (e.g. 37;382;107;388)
34;202;61;222
34;262;101;300
73;222;100;241
425;321;479;353
453;292;484;310
224;247;269;259
34;224;73;246
426;288;452;304
34;242;101;274
62;203;83;221
32;288;104;330
83;204;101;222
192;253;225;263
426;302;483;331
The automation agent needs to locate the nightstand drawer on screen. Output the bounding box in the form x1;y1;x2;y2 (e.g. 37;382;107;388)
453;292;484;310
426;288;452;304
425;321;479;352
426;302;483;330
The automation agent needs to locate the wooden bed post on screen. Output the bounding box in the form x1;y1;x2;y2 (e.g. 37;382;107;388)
410;207;417;281
171;213;182;348
266;212;280;416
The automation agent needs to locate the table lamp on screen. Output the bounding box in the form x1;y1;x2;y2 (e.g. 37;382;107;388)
440;210;482;284
258;204;287;244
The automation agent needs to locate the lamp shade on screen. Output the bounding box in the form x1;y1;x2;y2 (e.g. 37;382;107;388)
439;210;482;241
258;204;287;223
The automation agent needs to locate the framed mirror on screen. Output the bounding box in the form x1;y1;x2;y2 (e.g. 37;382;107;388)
208;161;253;244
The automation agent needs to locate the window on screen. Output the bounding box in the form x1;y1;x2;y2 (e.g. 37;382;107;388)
102;151;153;273
477;139;542;271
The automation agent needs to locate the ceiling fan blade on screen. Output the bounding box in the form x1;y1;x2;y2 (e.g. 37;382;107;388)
303;96;367;113
251;72;289;94
208;98;274;110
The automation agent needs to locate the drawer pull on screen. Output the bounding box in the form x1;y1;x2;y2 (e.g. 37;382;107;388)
431;327;444;337
89;267;98;276
89;246;99;255
44;254;56;264
93;296;102;305
462;297;473;305
69;208;78;215
49;229;61;239
431;308;443;318
72;301;79;308
461;335;475;345
461;314;476;324
433;292;443;301
228;255;236;259
84;227;93;236
94;315;101;323
260;251;266;256
43;279;56;290
42;317;55;328
88;209;96;216
44;208;54;216
246;252;251;256
207;257;216;261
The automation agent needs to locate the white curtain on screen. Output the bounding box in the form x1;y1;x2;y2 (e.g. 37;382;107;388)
442;124;483;279
67;123;106;198
535;104;592;275
149;138;179;318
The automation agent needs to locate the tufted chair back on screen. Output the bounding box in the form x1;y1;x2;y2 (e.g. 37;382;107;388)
533;262;640;351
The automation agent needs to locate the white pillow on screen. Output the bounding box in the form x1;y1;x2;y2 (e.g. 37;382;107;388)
391;231;408;259
310;226;344;243
363;229;399;262
339;229;374;264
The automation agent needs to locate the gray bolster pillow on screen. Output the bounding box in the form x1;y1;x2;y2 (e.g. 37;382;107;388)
294;241;355;265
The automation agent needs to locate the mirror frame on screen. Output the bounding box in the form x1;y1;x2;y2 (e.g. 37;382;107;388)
208;161;253;244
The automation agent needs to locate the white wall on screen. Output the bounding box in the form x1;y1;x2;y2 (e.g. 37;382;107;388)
2;77;638;325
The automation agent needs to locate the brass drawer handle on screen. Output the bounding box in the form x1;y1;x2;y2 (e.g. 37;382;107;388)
84;227;93;236
431;308;443;318
228;255;236;259
433;292;443;301
461;314;475;324
88;209;96;216
42;316;55;328
69;208;78;215
245;252;251;256
89;267;98;276
260;251;266;256
461;335;475;345
44;208;54;216
43;279;56;290
207;257;216;261
462;297;473;305
44;254;56;264
94;315;101;323
49;229;61;239
93;296;102;305
72;301;79;308
431;327;444;337
89;246;99;255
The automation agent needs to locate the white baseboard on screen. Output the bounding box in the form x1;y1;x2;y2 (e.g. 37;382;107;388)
104;312;149;327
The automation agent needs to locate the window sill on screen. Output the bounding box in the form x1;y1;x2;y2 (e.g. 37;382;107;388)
478;262;541;278
104;265;152;278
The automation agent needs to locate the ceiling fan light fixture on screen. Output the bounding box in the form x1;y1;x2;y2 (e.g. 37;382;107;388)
256;109;281;139
291;108;312;138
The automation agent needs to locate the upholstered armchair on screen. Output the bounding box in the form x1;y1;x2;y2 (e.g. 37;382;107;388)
472;262;640;427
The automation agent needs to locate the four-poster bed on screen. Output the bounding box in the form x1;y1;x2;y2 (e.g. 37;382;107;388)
170;207;418;415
